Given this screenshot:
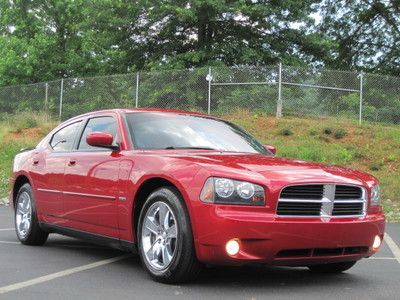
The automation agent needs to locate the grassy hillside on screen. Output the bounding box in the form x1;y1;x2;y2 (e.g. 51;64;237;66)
0;111;399;221
225;110;400;221
0;113;56;202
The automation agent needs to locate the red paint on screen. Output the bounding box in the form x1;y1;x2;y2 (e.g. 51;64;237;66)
86;131;114;148
11;109;385;265
264;144;276;155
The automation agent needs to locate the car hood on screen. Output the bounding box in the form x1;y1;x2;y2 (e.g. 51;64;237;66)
163;152;374;186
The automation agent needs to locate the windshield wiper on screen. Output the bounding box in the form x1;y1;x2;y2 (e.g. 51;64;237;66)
164;146;217;150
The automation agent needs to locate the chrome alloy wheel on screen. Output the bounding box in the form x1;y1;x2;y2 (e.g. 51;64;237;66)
15;191;32;239
141;201;178;270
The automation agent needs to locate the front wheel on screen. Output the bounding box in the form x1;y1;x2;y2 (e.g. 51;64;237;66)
308;261;357;273
137;187;202;283
15;183;48;245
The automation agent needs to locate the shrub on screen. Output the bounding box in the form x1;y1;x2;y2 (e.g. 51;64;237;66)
9;112;45;132
323;128;333;135
369;163;382;171
278;128;293;136
334;129;347;139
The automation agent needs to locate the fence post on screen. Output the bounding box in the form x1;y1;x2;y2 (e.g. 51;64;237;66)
135;72;139;108
207;67;212;114
359;72;363;125
276;62;283;118
59;79;64;120
44;82;48;120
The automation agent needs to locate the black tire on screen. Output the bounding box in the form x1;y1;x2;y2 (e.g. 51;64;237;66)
137;187;202;283
15;183;48;245
308;261;357;273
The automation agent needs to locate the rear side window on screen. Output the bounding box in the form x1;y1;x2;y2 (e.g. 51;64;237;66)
50;121;82;151
78;116;117;150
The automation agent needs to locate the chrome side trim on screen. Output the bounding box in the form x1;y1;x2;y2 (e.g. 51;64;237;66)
37;188;62;194
63;191;116;201
38;188;116;201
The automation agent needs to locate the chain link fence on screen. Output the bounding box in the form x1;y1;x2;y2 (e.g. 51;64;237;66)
0;64;399;124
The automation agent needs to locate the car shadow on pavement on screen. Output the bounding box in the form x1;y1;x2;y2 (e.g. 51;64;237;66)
42;237;128;259
193;264;370;289
40;236;372;290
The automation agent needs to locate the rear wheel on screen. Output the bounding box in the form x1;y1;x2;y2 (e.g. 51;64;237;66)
15;183;48;245
137;187;202;283
308;261;357;273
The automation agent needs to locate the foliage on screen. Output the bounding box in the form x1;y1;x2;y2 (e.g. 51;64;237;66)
278;128;293;136
333;129;347;139
0;0;330;86
369;163;382;171
318;0;400;76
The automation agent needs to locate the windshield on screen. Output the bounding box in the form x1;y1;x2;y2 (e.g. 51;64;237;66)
125;112;268;154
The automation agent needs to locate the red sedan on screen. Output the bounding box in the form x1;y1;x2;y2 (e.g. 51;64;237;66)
10;109;385;283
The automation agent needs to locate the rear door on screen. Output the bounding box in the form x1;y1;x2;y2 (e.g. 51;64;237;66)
32;121;83;225
63;115;121;238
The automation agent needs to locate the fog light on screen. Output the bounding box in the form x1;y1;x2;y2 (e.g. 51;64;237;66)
226;239;240;256
373;235;382;249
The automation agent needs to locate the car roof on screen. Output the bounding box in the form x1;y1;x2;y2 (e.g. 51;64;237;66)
65;108;214;123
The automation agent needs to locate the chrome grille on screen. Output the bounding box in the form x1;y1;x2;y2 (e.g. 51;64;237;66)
277;202;322;216
335;185;362;199
277;184;366;217
280;184;323;200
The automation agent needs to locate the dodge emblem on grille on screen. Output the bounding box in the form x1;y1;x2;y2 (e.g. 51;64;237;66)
321;184;335;217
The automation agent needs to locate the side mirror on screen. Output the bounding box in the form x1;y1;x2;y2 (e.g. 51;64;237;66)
86;132;119;150
264;144;276;155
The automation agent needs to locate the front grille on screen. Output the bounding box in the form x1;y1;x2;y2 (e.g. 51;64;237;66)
335;185;363;199
332;202;364;216
275;246;369;259
277;184;366;217
280;185;323;200
277;202;322;216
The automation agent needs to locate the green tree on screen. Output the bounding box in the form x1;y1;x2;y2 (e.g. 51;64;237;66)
318;0;400;76
0;0;329;85
140;0;328;69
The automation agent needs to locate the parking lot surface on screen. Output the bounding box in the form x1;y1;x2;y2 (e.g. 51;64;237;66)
0;205;399;299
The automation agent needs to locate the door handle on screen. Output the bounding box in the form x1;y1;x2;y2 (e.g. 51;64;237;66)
68;160;76;166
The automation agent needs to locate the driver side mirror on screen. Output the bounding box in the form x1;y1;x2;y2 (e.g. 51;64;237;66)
86;132;119;150
264;144;276;155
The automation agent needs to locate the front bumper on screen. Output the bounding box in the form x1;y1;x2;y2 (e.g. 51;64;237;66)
193;205;385;266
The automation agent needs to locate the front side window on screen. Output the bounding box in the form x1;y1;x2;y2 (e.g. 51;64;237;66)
50;121;82;151
78;116;117;150
125;112;268;154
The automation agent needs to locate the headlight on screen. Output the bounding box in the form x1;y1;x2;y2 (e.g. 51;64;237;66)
200;177;265;206
371;184;381;206
215;178;235;198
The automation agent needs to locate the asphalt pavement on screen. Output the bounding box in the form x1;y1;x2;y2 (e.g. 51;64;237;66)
0;205;399;300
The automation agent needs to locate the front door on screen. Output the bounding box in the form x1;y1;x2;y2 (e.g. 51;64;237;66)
63;116;121;238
